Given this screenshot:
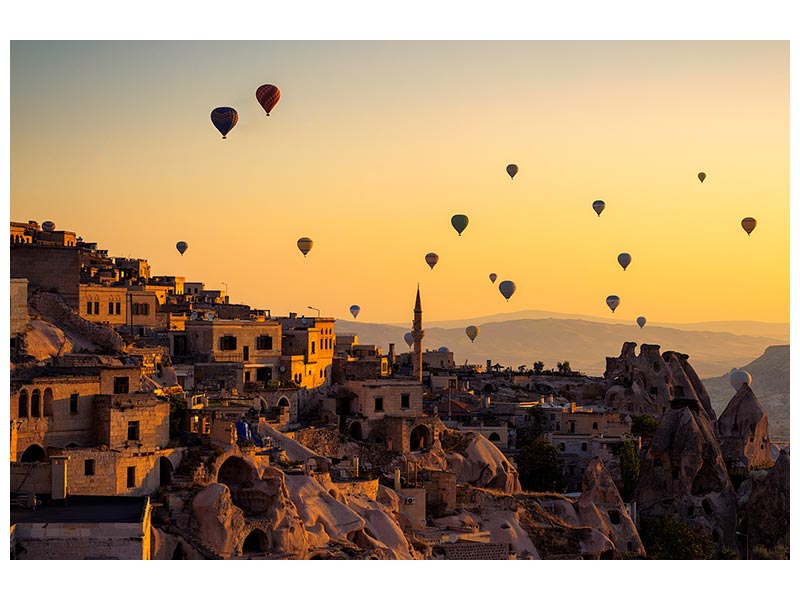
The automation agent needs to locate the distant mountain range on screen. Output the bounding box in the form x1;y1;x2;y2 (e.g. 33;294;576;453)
702;345;790;441
335;316;786;380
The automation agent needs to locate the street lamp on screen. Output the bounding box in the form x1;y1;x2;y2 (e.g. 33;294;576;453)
307;305;320;318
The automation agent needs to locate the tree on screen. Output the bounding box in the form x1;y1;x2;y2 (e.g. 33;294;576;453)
517;437;564;492
619;439;640;501
556;361;572;375
631;413;659;439
640;516;713;559
515;406;549;448
167;390;188;440
517;364;527;374
533;361;545;375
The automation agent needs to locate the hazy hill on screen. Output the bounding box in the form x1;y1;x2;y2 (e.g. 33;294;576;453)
335;317;783;379
400;310;789;342
702;345;790;441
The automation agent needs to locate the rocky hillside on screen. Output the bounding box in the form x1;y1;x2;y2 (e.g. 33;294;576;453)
702;345;789;440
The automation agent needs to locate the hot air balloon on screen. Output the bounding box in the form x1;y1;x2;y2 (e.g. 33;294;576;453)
465;325;480;343
404;332;414;348
176;241;188;255
618;253;632;271
499;280;516;301
592;200;605;216
489;273;497;283
349;305;360;319
451;214;469;236
41;221;56;232
741;217;757;236
698;172;706;183
636;316;647;329
730;369;752;391
606;295;620;313
210;107;238;139
425;253;439;270
297;237;314;257
506;164;518;179
255;84;281;116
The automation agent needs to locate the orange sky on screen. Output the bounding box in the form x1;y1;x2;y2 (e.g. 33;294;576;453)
10;41;789;325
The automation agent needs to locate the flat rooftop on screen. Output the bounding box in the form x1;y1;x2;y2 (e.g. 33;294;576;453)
10;495;148;525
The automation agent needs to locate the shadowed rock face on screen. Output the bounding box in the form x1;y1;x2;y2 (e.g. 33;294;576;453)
743;450;789;552
635;403;737;549
717;383;771;476
192;483;247;558
603;343;716;421
576;458;645;557
445;431;521;494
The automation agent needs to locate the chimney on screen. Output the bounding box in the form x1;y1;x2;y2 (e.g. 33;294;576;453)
394;468;402;492
388;343;395;363
51;455;71;501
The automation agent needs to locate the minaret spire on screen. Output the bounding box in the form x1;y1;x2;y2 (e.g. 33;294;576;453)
412;285;425;381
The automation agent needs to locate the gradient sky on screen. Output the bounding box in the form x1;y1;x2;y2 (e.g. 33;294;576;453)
10;41;789;326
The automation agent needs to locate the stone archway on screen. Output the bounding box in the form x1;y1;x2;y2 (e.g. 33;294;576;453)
278;397;290;408
410;425;431;451
488;432;501;442
159;456;174;486
20;444;47;463
349;421;363;441
242;529;269;554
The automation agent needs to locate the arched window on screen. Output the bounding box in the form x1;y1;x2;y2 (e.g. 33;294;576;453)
43;388;54;417
18;389;29;418
31;389;41;418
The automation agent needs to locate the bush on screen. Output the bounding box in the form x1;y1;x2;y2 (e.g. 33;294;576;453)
639;516;713;560
631;413;659;439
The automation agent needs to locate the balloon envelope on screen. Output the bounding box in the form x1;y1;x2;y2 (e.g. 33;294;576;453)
698;172;706;183
606;295;620;313
730;369;752;391
498;280;516;301
255;84;281;115
465;325;480;343
42;220;56;232
404;332;414;347
451;214;469;236
636;316;647;329
592;200;605;216
210;107;238;138
741;217;757;236
176;241;188;255
425;253;439;270
489;273;497;283
618;253;632;271
297;237;314;256
506;164;518;179
349;305;360;319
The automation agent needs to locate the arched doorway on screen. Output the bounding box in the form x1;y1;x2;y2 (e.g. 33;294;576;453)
277;397;290;408
30;389;41;418
171;544;185;560
20;444;47;463
349;421;363;441
410;425;430;451
159;457;174;486
488;432;501;442
217;456;255;488
242;529;268;554
18;390;29;418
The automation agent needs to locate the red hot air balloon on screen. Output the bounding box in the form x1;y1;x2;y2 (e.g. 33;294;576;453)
256;84;281;116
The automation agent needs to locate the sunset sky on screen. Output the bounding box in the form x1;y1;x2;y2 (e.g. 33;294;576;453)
10;41;789;325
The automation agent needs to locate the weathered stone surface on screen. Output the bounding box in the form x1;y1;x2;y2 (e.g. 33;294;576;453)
742;449;789;552
30;291;124;353
445;431;521;494
345;494;419;559
717;383;771;475
576;458;645;556
192;483;247;558
635;403;737;549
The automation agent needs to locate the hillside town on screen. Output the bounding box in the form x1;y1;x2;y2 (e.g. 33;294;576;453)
9;219;790;560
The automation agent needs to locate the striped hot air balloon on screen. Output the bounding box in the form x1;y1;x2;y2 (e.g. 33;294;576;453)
256;84;281;116
210;107;238;139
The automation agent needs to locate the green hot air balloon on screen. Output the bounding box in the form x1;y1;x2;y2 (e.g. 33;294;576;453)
499;280;516;301
465;325;480;343
618;253;632;271
210;107;238;139
451;214;469;236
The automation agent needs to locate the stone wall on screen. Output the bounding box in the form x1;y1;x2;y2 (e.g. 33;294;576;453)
291;426;343;458
93;393;170;450
11;245;81;308
30;291;124;352
436;541;509;560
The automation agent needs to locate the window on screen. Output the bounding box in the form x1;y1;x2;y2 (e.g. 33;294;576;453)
18;390;29;418
401;394;410;409
245;371;251;382
127;421;140;441
109;301;114;314
311;341;316;354
592;421;598;430
115;302;121;315
70;393;79;414
256;335;273;350
85;459;95;476
142;303;150;315
374;397;384;412
114;377;129;394
220;335;237;350
581;442;588;451
94;301;99;315
86;301;93;314
127;466;136;488
243;346;249;361
31;389;41;417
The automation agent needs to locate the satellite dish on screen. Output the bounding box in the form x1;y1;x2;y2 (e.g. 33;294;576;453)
301;318;307;325
279;365;286;373
438;346;449;352
191;311;198;320
207;314;215;321
42;220;56;232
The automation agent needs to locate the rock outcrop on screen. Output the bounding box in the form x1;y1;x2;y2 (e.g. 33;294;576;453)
716;383;771;476
575;458;645;556
191;483;247;558
635;400;737;549
741;449;789;552
30;291;124;353
444;431;521;494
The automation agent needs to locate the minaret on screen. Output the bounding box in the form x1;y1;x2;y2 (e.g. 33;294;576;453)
412;285;425;381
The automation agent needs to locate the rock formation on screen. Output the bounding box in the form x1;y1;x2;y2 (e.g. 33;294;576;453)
191;484;247;558
575;458;645;556
30;291;124;353
635;399;737;549
444;431;521;493
716;383;771;476
741;449;789;553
